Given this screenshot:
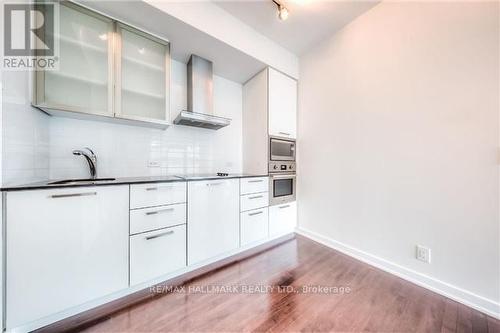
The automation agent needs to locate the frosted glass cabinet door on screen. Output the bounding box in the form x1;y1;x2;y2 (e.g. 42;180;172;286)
37;3;113;116
116;24;170;124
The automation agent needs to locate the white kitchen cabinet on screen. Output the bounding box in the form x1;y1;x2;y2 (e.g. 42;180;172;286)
188;179;240;265
33;2;171;129
240;192;269;212
130;225;186;286
130;182;186;209
240;208;269;246
5;186;129;329
243;68;297;175
115;23;170;126
268;68;297;139
240;177;268;195
269;201;297;237
130;203;186;235
34;2;114;116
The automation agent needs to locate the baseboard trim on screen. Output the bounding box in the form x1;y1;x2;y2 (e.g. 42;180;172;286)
295;227;500;319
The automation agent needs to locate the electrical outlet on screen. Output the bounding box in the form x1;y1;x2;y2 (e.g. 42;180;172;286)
148;161;160;168
416;245;431;263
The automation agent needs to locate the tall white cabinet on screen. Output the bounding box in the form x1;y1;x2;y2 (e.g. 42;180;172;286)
187;179;240;265
242;67;298;175
268;68;297;139
5;186;129;329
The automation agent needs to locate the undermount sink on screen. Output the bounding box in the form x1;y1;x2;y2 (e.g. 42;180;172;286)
47;178;116;185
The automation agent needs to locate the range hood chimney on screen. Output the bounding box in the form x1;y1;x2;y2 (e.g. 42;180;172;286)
173;55;231;130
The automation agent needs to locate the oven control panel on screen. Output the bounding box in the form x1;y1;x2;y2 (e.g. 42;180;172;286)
269;161;295;173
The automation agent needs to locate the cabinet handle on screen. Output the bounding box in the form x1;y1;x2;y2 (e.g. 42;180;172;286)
279;132;291;136
248;179;264;183
145;186;173;191
50;192;97;199
249;211;263;216
279;204;290;209
248;195;263;200
146;207;174;215
207;182;223;186
145;230;174;240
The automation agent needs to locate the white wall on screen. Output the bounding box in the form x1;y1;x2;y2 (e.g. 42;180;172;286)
2;60;242;184
297;1;499;316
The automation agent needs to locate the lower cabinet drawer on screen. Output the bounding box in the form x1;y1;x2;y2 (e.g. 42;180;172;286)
269;201;297;237
240;207;269;246
240;177;268;195
240;192;269;212
130;225;186;286
130;182;186;209
130;203;186;235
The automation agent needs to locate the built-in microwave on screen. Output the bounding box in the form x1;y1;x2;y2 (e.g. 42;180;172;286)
270;137;296;161
269;173;296;206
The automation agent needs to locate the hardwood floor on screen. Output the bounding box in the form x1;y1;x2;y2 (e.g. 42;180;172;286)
77;236;499;333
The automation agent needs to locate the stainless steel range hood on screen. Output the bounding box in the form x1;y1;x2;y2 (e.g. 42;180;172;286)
174;55;231;130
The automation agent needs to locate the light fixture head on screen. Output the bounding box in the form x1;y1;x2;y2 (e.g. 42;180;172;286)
278;5;289;21
273;0;289;21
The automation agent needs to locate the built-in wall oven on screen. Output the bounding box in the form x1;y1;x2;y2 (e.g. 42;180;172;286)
269;173;296;206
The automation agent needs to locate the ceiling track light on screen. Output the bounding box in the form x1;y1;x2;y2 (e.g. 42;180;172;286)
272;0;289;21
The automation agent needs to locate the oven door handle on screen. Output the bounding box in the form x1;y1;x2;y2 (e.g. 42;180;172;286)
270;174;296;179
270;137;295;144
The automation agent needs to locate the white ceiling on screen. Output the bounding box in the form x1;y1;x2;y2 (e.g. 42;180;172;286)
213;0;380;55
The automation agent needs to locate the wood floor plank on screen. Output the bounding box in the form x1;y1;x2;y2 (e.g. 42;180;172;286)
488;316;500;333
457;303;473;333
441;299;459;333
74;236;499;333
259;256;360;332
470;310;488;333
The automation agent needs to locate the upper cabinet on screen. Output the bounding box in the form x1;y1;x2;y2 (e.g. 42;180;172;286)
115;24;170;124
34;3;114;117
33;2;171;129
268;68;297;139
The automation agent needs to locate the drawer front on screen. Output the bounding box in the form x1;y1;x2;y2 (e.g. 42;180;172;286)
130;203;186;235
240;192;269;212
130;182;186;209
240;208;269;246
240;177;268;195
269;201;297;237
130;225;186;286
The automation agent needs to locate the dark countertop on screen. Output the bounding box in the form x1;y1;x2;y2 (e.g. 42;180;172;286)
1;174;269;192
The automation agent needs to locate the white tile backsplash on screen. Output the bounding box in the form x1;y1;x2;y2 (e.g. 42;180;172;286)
2;71;50;186
2;60;243;185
